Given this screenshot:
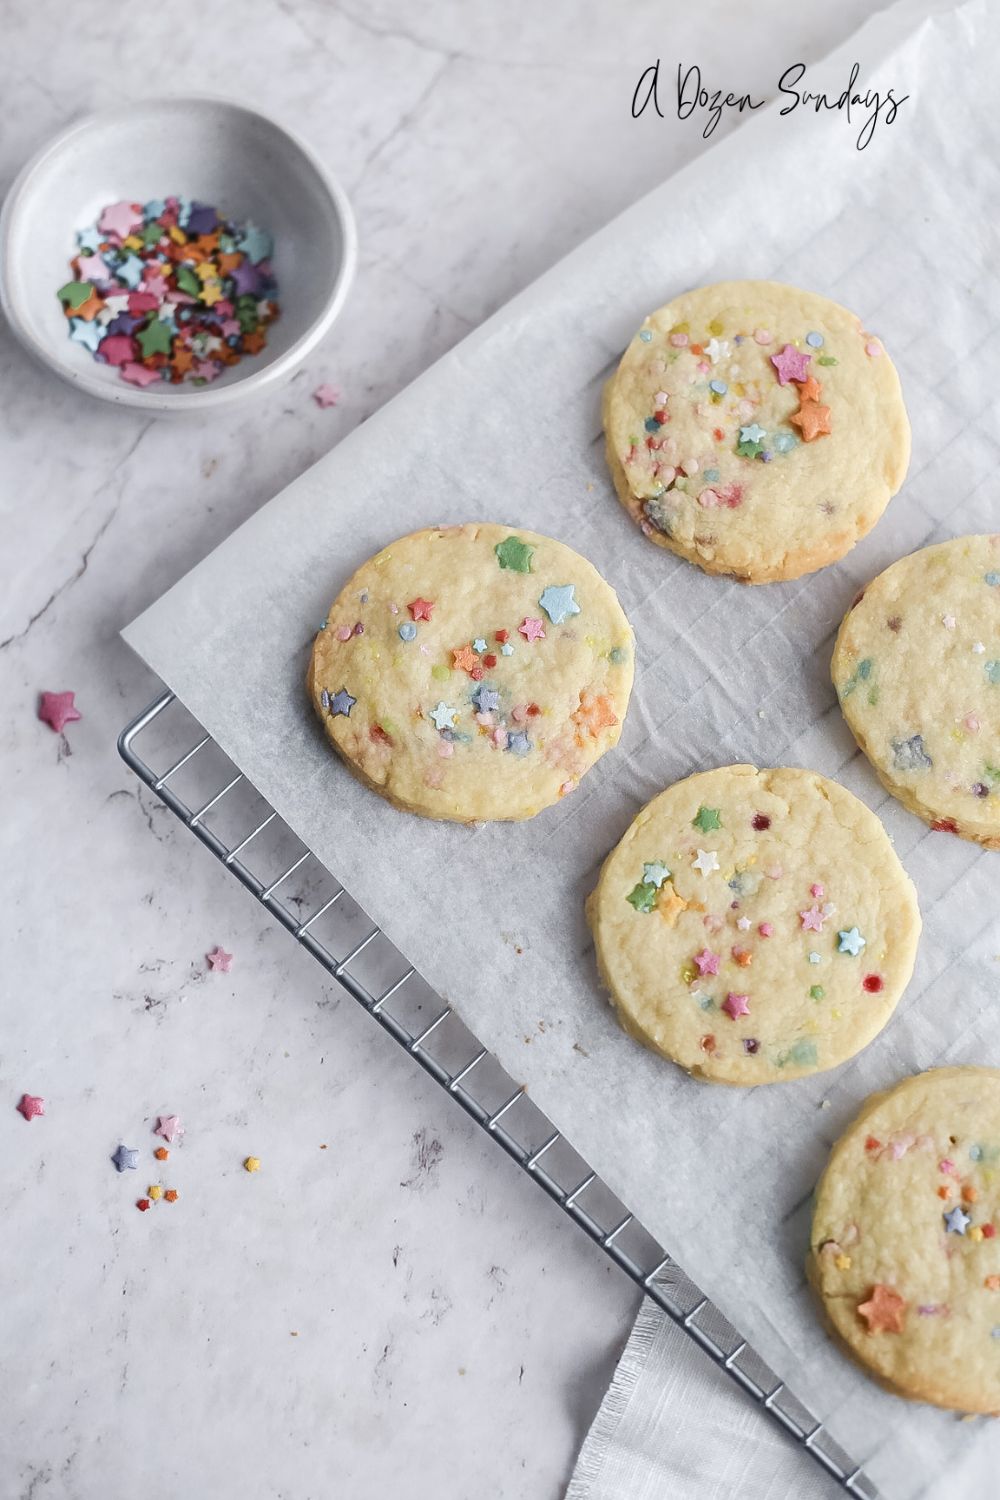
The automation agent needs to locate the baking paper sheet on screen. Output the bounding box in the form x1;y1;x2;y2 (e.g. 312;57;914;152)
125;1;1000;1491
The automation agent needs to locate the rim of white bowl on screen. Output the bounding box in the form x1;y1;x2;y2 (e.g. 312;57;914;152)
0;95;358;415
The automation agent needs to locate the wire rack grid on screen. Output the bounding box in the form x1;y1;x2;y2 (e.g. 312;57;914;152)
119;688;876;1499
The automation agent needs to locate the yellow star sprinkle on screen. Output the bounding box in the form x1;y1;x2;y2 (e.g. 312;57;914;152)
244;1156;261;1173
834;1253;852;1270
199;279;225;307
147;1184;163;1201
969;1226;984;1242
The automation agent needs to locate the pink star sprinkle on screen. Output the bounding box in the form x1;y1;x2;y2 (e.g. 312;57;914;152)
206;946;233;973
120;362;163;388
693;948;721;977
155;1115;184;1143
518;617;546;642
99;200;143;239
77;252;109;282
38;690;81;734
810;883;824;899
799;905;827;933
770;343;812;385
313;383;340;408
758;922;774;938
17;1094;44;1121
722;992;750;1020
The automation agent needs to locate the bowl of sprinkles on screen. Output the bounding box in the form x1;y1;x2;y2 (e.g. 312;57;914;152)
0;97;356;413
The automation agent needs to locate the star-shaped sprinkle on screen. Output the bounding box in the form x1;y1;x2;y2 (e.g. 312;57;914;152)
244;1155;262;1172
973;642;986;654
69;317;104;353
722;992;750;1020
495;536;534;573
626;882;657;913
770;344;812;385
508;731;531;755
790;401;832;442
239;223;273;263
808;951;822;964
739;423;766;445
571;694;617;737
693;948;721;976
115;254;145;290
944;1205;971;1235
408;598;434;621
799;905;827;933
120;362;164;388
538;585;581;625
795;374;824;404
472;638;488;653
857;1285;907;1334
329;688;356;717
430;702;456;730
474;684;500;713
837;927;866;956
500;642;514;656
313;383;340;408
17;1094;44;1121
112;1144;139;1172
692;805;722;833
737;916;752;931
657;882;689;925
942;614;956;630
643;861;671;888
165;1189;178;1202
452;645;479;673
519;617;546;642
692;849;719;877
206;946;233;973
148;1184;163;1201
38;690;81;734
154;1147;169;1161
99;200;143;239
705;337;729;364
137;1198;151;1212
136;318;174;359
155;1115;184;1143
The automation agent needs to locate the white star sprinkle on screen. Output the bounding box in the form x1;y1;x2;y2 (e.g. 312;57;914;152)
705;337;729;365
973;641;986;654
737;916;751;931
942;614;956;629
692;849;719;878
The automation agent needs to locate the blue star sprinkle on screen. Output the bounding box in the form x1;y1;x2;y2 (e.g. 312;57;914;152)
538;585;581;626
808;951;822;965
944;1206;971;1235
507;731;531;755
472;638;487;654
398;623;417;641
112;1144;139;1173
772;432;798;454
239;222;273;264
474;684;500;713
643;861;671;888
329;688;356;717
69;318;104;353
891;734;932;771
500;642;514;656
115;253;145;290
837;927;866;956
740;423;767;445
430;702;456;730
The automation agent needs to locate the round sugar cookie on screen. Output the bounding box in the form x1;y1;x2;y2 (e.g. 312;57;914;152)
586;765;920;1085
833;534;1000;848
307;523;635;823
603;280;910;583
808;1067;1000;1413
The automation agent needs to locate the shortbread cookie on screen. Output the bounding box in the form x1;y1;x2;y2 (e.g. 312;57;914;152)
586;765;920;1084
808;1067;1000;1412
603;280;910;583
833;535;1000;848
308;524;634;822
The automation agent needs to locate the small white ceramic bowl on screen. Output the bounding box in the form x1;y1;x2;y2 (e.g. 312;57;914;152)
0;97;356;414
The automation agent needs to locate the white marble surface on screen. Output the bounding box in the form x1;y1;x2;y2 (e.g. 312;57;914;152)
1;3;894;1495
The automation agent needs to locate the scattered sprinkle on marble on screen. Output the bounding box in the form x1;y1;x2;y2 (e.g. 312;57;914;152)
244;1155;262;1173
206;946;233;973
38;690;81;734
313;383;340;408
112;1144;139;1172
155;1114;184;1143
17;1094;44;1121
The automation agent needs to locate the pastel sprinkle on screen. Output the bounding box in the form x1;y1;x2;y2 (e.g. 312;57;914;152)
244;1156;262;1173
206;946;233;973
837;927;866;957
805;331;824;347
112;1145;139;1172
17;1094;44;1121
398;623;417;641
538;585;580;625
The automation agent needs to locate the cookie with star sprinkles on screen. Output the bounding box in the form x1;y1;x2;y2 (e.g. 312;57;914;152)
833;535;1000;848
809;1067;1000;1412
307;524;634;822
603;280;910;583
586;765;920;1085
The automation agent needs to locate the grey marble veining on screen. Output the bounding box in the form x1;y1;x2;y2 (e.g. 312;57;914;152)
1;2;886;1495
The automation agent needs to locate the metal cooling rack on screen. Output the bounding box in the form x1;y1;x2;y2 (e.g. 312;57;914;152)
119;688;876;1499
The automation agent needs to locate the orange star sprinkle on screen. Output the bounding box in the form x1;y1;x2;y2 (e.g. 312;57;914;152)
796;374;824;403
963;1184;979;1203
164;1189;179;1203
154;1147;169;1161
985;1275;1000;1291
789;401;832;442
452;645;479;674
572;693;618;738
241;330;266;354
732;946;753;967
857;1284;907;1334
657;881;689;926
65;287;105;322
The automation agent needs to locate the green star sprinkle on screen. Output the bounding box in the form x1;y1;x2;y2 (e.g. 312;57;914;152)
626;882;658;913
693;805;722;833
643;861;671;888
175;264;202;297
494;536;534;573
136;318;174;358
57;281;93;310
736;439;763;459
810;985;825;1000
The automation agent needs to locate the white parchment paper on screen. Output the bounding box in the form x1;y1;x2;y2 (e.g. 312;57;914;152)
125;1;1000;1491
